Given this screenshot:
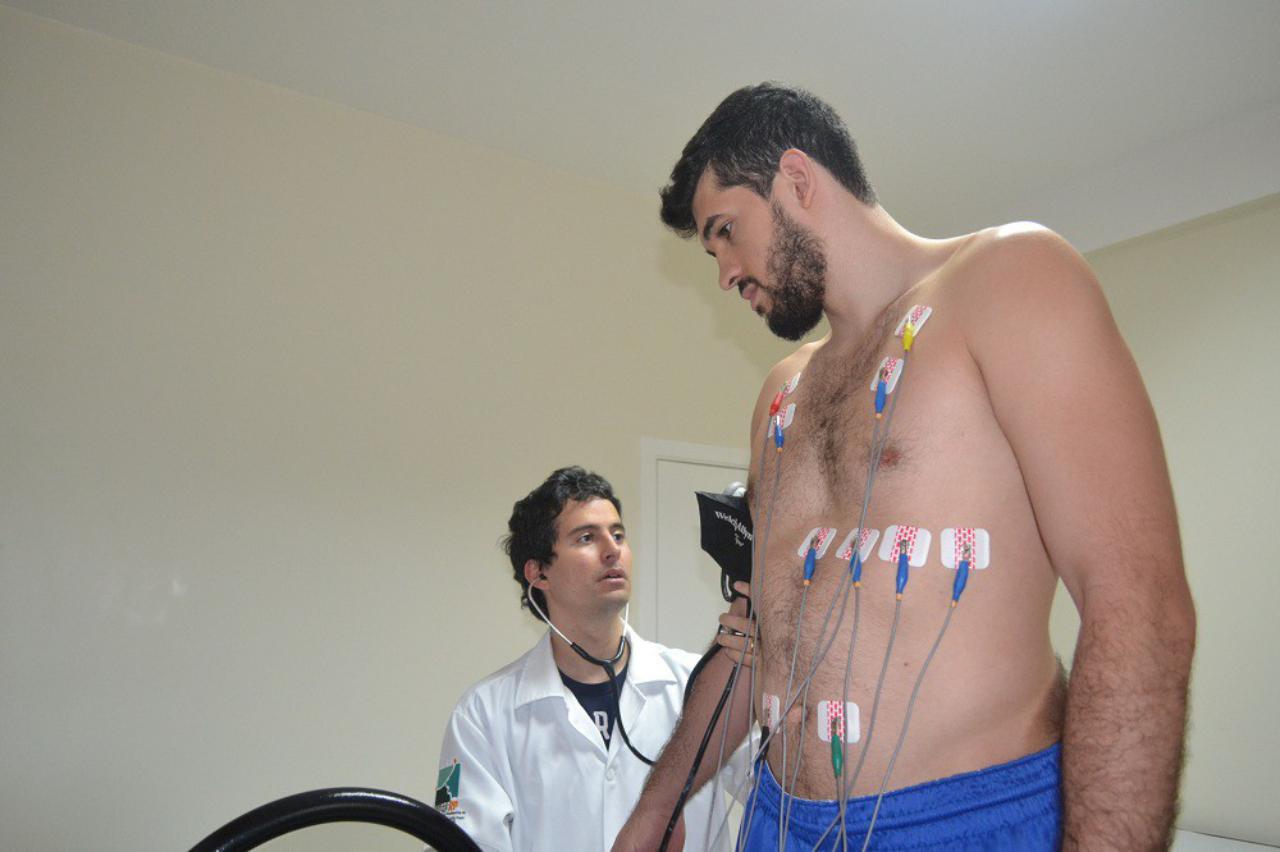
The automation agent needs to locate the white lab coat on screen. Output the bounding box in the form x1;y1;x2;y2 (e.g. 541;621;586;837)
436;626;745;851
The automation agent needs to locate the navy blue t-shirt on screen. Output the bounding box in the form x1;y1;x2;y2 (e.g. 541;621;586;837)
560;665;628;746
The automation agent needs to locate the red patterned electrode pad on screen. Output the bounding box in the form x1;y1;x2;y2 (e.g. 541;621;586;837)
798;527;838;559
941;527;990;569
836;528;880;563
869;356;904;393
894;305;933;337
816;700;861;743
877;524;933;567
761;693;780;728
768;403;796;439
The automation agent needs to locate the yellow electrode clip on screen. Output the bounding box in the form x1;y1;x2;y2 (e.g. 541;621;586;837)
902;321;916;352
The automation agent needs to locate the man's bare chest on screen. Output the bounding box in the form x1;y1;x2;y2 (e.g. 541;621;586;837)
750;314;1003;583
762;346;932;508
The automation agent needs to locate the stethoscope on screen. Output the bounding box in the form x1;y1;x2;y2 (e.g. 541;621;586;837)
526;594;656;765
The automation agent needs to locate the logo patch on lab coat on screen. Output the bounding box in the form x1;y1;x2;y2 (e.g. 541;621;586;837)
435;759;465;819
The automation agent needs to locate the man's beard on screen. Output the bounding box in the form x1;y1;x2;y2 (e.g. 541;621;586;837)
761;202;827;341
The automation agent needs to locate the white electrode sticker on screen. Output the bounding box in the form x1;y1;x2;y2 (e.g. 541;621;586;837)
869;356;904;393
895;305;933;337
761;693;780;728
941;527;990;569
878;524;933;567
816;701;861;743
836;528;880;563
797;527;838;559
768;403;796;438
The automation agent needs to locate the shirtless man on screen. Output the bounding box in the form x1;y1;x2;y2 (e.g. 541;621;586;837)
614;84;1195;850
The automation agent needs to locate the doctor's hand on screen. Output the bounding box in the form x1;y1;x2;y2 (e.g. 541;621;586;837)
715;582;757;668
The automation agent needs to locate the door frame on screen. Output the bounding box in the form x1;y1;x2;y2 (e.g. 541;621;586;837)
636;438;750;641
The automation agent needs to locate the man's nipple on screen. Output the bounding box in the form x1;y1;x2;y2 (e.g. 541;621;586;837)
878;443;903;468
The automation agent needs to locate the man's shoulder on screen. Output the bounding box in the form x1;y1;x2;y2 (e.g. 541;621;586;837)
752;340;822;417
933;223;1121;391
957;221;1075;257
937;222;1101;326
770;341;822;384
945;223;1093;296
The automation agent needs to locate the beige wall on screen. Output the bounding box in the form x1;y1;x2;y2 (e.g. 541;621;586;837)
4;7;1277;851
1049;194;1280;844
0;9;794;851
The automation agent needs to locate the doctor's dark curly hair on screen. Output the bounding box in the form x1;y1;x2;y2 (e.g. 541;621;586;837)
503;466;622;623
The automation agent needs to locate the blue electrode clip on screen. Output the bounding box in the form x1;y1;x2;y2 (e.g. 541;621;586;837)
774;415;785;451
849;552;863;586
895;551;910;597
951;559;970;605
874;380;887;415
803;546;817;586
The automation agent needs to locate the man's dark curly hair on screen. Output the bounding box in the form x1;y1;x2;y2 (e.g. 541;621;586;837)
659;82;876;238
503;466;622;623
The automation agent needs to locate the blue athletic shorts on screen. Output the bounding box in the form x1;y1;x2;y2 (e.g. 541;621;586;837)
737;743;1062;851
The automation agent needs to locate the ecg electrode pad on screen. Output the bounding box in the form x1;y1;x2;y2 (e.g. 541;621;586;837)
941;527;990;569
895;305;933;337
816;701;861;744
798;527;838;559
869;357;904;394
783;372;802;396
762;693;781;729
836;528;880;563
768;403;796;437
878;525;933;567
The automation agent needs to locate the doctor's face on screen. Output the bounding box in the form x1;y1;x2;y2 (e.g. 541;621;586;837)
542;498;631;622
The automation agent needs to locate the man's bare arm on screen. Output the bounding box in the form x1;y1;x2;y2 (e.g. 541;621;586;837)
965;227;1196;850
613;609;755;851
614;355;804;851
1061;575;1194;849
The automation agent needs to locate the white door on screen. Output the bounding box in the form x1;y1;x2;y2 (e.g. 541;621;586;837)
637;439;749;654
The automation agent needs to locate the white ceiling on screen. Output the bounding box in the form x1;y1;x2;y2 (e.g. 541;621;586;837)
7;0;1280;250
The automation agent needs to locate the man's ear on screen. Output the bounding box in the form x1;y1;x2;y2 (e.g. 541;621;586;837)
524;559;547;588
776;148;817;209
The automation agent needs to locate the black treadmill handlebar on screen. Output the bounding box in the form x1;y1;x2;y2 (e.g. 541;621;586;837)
190;787;482;852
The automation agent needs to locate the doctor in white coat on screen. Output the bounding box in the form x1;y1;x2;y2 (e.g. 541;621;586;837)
436;466;751;851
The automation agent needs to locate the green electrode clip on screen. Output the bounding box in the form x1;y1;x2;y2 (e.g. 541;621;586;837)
830;717;843;777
